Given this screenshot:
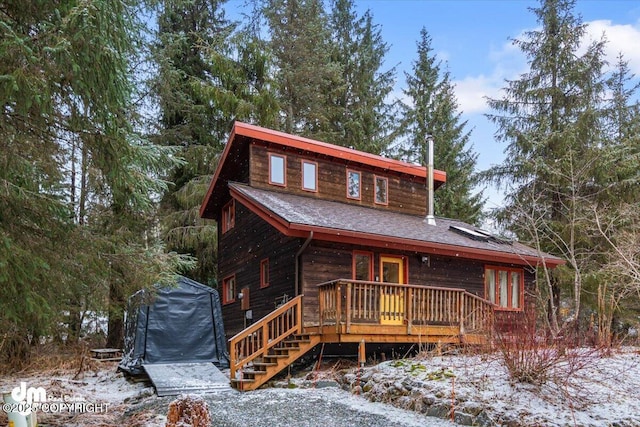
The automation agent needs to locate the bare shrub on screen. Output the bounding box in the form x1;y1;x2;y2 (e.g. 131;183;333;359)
494;310;601;387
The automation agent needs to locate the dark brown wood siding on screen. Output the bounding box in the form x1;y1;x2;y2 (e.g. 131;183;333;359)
249;142;427;216
300;241;536;325
218;201;302;338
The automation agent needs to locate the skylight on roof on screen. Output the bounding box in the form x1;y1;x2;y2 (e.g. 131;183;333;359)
449;225;513;245
449;226;490;242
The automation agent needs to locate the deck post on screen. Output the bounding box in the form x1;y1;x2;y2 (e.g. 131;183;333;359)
297;295;303;334
346;282;352;333
318;288;324;329
358;339;366;367
406;287;413;335
336;282;342;334
459;292;465;336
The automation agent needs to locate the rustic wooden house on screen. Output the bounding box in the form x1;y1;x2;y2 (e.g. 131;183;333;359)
200;121;564;390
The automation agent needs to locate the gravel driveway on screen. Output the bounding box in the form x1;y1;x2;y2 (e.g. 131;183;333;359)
127;386;456;427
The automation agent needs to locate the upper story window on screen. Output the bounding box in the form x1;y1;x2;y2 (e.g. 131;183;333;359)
222;275;236;305
353;251;373;281
269;153;286;186
346;170;361;200
222;200;235;233
302;160;317;192
260;258;270;288
485;266;523;310
374;176;388;205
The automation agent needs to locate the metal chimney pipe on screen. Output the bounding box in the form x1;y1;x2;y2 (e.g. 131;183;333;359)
426;135;436;226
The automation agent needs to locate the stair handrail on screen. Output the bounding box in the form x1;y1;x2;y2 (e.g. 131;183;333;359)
229;294;303;381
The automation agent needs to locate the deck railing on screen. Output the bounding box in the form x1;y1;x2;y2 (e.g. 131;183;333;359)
318;279;494;336
228;295;303;380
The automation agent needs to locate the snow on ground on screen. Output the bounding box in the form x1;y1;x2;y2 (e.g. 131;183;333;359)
1;347;639;426
334;346;640;426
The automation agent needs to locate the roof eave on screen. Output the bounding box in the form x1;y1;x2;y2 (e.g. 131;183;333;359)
229;185;565;269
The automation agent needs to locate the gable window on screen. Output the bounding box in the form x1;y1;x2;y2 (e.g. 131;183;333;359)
269;153;286;186
485;266;523;310
302;160;317;192
222;200;235;233
346;170;361;200
260;258;270;288
222;275;236;305
374;176;388;205
353;251;373;281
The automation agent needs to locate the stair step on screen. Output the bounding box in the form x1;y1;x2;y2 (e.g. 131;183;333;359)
273;346;300;352
264;354;289;359
231;378;255;384
240;370;268;376
252;362;277;367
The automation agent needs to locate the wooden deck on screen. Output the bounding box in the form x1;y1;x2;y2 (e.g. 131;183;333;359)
228;280;495;390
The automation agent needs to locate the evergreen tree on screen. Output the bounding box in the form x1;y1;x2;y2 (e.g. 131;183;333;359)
152;0;278;285
0;0;184;356
482;0;608;331
327;0;396;153
399;28;484;224
265;0;341;138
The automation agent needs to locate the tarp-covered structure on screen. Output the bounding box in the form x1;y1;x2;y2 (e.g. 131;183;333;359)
119;276;228;375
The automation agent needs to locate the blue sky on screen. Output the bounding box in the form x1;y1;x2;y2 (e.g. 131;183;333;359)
227;0;640;209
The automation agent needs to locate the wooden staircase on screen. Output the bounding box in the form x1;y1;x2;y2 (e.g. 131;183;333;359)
229;295;320;391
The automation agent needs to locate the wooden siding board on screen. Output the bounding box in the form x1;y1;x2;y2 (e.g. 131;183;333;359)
218;202;302;338
250;142;427;215
300;241;536;326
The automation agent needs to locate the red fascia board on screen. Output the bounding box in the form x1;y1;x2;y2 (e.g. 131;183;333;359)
229;187;565;269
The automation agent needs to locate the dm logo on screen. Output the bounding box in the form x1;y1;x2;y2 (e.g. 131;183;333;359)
10;382;46;415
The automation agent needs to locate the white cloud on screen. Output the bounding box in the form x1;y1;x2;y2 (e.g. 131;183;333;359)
585;19;640;74
452;75;498;114
452;18;640;115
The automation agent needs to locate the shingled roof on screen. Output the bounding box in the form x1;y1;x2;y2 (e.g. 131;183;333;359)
229;183;564;268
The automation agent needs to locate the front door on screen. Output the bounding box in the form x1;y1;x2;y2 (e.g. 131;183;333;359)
380;256;405;325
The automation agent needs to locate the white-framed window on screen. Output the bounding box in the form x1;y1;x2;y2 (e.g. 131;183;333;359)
485;266;523;310
346;170;361;200
222;275;236;305
374;175;388;205
302;160;317;192
269;153;286;186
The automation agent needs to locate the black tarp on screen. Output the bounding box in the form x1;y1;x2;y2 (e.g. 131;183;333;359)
119;276;228;375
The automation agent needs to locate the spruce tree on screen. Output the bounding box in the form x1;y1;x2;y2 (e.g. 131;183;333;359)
0;0;184;355
265;0;341;138
482;0;608;330
152;0;278;285
399;28;484;224
327;0;396;153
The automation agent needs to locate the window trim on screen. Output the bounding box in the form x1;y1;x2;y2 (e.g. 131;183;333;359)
221;199;235;234
268;153;287;187
346;169;361;200
352;250;374;281
222;274;236;305
260;258;270;288
374;175;389;206
484;265;524;311
301;160;318;192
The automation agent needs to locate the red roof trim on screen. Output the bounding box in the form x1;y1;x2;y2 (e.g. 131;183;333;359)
230;187;565;269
